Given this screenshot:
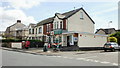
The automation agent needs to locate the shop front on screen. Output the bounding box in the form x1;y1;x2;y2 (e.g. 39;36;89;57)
62;32;78;47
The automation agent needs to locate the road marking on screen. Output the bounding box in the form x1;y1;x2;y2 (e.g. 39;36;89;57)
94;60;99;62
47;55;118;66
83;56;97;59
56;56;62;58
100;61;110;64
76;58;86;60
112;63;118;66
85;59;94;62
63;57;68;58
48;56;57;57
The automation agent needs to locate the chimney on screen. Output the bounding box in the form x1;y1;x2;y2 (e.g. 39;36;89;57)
17;20;21;23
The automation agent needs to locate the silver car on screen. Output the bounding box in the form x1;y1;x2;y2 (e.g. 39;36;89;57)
103;42;120;52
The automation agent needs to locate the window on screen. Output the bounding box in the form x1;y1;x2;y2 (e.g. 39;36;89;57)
47;24;49;32
53;22;55;29
29;29;30;34
57;21;59;29
49;24;51;31
29;29;31;34
54;22;57;29
60;21;62;29
32;29;34;34
39;27;42;34
36;28;37;34
80;12;83;19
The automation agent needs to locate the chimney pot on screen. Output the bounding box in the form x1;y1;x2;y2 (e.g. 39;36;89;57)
17;20;21;23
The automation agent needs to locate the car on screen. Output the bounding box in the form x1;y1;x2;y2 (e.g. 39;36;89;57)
103;42;120;52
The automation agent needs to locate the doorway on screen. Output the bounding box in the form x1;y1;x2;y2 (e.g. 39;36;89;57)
67;36;70;46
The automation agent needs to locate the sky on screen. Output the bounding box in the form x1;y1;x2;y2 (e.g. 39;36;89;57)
0;0;119;32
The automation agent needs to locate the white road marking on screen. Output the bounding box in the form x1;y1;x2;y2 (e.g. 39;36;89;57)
94;60;99;62
76;58;86;60
112;63;118;66
83;56;97;59
63;57;68;58
100;61;110;64
56;56;62;58
48;55;118;66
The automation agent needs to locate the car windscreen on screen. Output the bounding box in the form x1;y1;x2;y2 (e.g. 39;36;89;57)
105;43;117;46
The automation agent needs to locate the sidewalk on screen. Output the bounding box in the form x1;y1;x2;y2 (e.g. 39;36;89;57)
1;47;103;56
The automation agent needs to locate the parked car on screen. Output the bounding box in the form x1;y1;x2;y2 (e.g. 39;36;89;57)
103;42;120;52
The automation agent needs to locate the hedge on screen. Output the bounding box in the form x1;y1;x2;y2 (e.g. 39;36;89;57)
2;39;42;43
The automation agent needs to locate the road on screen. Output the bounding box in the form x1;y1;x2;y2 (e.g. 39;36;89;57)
2;50;119;66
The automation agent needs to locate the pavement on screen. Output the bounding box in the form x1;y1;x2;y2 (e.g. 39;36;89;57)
1;47;104;56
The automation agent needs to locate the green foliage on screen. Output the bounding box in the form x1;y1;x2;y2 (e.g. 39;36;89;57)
2;39;42;43
108;37;117;43
110;32;120;38
109;32;120;45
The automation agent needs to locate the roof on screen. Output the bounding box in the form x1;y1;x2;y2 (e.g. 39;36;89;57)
115;29;120;32
62;31;108;37
95;28;116;34
29;23;36;28
37;7;95;26
37;17;54;26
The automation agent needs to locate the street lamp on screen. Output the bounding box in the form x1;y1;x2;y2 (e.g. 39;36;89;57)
108;21;112;28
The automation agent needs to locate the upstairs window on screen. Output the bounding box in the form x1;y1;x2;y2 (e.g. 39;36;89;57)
36;28;37;34
47;24;49;32
32;29;34;34
54;22;56;29
49;24;51;31
60;21;62;29
39;27;42;34
80;12;83;19
57;21;59;29
29;29;31;34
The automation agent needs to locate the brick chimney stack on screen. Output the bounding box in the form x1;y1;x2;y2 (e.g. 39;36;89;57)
17;20;21;23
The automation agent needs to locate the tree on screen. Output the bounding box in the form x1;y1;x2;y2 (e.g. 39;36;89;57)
109;32;120;45
108;37;117;43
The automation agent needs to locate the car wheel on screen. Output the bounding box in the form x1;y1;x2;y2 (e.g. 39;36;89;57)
111;49;115;52
104;49;107;52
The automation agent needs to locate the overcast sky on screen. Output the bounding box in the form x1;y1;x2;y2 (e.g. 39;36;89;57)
0;0;119;32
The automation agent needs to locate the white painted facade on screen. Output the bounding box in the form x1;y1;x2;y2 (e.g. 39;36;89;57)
62;32;108;47
78;33;107;47
53;16;64;29
67;10;94;33
28;24;43;40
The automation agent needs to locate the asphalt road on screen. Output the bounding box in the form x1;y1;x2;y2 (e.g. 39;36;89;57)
2;50;119;66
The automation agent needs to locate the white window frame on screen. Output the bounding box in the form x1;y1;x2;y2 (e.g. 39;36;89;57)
80;12;83;19
39;27;42;34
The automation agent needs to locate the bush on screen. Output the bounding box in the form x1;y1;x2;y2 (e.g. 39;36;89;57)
108;37;117;43
2;39;44;48
109;32;120;45
2;39;42;43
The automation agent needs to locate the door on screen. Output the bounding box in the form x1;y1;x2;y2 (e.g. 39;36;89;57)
67;36;70;46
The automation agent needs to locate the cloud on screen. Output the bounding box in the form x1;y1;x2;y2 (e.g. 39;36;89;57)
94;7;118;15
0;7;37;31
6;0;46;9
0;0;45;31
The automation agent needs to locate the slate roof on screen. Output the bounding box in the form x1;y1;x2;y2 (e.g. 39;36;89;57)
37;7;95;26
95;28;116;34
29;23;36;28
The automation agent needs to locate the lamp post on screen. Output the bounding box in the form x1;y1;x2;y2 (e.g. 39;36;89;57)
108;21;112;28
